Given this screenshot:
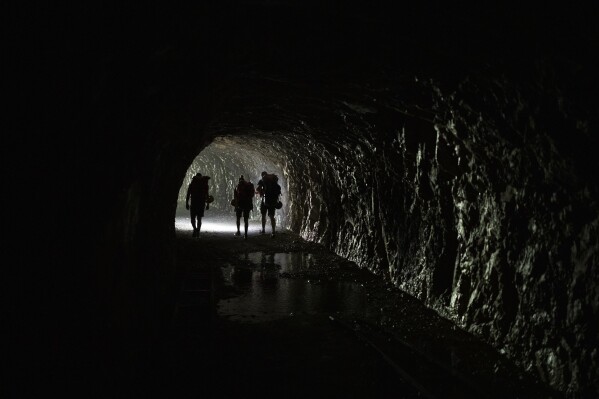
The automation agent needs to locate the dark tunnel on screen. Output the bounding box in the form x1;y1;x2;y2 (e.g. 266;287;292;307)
8;2;599;398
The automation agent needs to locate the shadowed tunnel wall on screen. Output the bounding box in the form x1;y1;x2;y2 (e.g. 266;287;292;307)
12;3;599;397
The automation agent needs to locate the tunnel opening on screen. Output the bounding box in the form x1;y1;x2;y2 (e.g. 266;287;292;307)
175;138;290;233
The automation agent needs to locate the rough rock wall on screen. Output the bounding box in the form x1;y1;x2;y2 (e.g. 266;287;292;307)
429;71;599;397
278;69;598;396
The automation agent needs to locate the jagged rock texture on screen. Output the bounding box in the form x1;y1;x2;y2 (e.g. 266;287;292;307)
201;65;598;396
279;75;598;396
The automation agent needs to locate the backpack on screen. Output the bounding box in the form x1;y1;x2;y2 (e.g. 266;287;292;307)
262;174;281;198
189;175;209;200
199;176;209;195
238;181;255;201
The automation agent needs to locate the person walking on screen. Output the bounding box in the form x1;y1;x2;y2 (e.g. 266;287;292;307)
185;172;210;237
256;171;281;237
234;175;254;240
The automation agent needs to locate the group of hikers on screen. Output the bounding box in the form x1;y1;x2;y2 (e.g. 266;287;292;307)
185;171;282;240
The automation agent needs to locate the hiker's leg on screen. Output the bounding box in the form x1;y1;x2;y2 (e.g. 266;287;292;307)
260;201;266;233
197;204;205;234
190;210;196;230
269;208;276;234
234;209;242;236
189;209;198;236
244;210;249;235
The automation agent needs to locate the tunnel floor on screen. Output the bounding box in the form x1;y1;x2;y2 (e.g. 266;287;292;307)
123;215;560;398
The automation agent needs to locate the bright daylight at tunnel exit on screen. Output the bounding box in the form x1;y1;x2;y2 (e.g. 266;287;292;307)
176;139;289;235
10;2;599;399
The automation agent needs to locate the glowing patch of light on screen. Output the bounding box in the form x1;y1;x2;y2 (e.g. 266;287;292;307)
175;216;263;233
199;221;241;233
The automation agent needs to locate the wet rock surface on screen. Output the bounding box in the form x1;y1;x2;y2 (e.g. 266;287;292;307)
148;220;561;398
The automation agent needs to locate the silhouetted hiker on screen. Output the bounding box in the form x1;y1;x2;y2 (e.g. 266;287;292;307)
234;175;255;240
256;171;282;237
185;172;210;237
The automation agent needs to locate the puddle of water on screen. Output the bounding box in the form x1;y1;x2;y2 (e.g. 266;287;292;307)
218;252;369;323
238;252;315;273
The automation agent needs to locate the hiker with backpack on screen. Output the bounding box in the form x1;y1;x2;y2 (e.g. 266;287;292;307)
233;175;255;239
185;172;211;237
256;171;282;237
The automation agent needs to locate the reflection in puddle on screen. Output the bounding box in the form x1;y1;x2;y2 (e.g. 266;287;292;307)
239;252;315;273
218;252;368;323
